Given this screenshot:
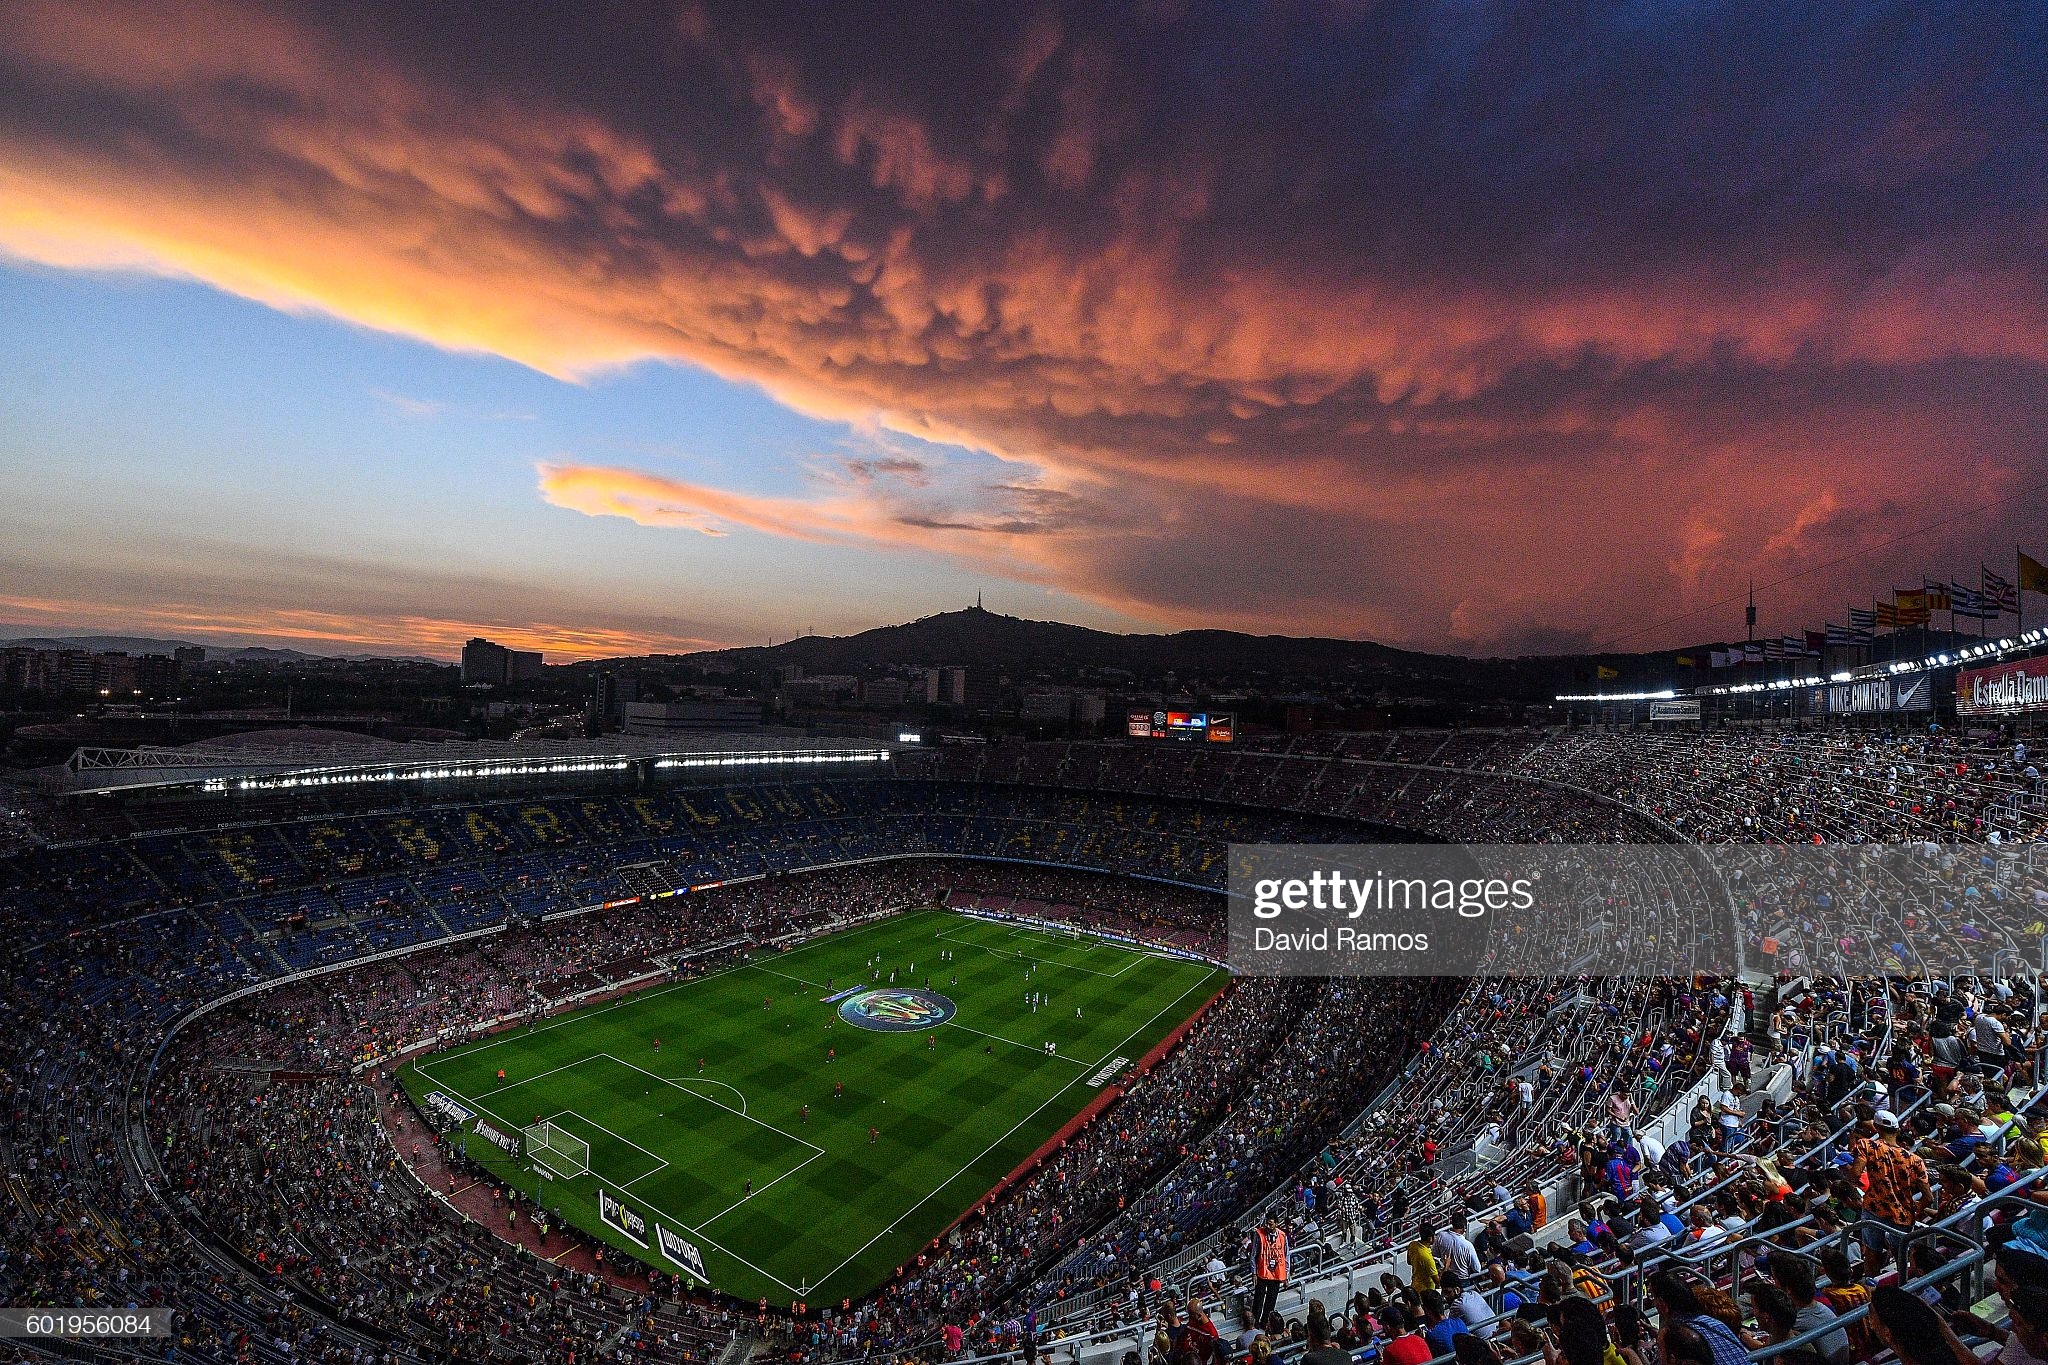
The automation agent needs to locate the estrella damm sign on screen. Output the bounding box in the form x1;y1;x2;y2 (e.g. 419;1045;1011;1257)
837;988;957;1032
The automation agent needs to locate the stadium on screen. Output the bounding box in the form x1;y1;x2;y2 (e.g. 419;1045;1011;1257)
6;4;2048;1365
0;706;2043;1365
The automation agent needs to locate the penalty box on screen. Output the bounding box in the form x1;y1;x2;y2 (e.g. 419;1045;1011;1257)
450;1052;819;1216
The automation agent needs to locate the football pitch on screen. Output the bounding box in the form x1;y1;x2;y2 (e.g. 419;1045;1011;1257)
398;908;1228;1306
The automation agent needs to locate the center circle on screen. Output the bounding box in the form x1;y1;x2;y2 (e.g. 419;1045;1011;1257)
837;987;958;1032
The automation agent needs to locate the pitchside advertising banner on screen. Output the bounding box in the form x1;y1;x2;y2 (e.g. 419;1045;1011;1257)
656;1223;708;1283
422;1091;474;1125
1959;656;2048;716
597;1188;649;1247
1816;674;1934;716
1228;843;2048;978
597;1188;710;1283
473;1119;520;1157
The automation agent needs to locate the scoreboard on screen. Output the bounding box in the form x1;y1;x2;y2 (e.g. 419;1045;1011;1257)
1127;710;1234;743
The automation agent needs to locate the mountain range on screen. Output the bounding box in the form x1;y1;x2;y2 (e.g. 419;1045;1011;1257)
626;606;1681;699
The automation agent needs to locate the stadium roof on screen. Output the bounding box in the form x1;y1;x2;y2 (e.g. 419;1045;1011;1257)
50;732;896;797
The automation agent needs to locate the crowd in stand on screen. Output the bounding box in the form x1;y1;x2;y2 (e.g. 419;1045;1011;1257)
1073;970;2048;1365
1519;731;2048;976
1;726;2045;1365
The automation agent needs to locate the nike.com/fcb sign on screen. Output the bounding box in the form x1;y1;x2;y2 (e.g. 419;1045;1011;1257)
837;988;957;1032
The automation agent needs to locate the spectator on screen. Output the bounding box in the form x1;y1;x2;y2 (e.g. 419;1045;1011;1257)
1648;1271;1750;1365
1380;1305;1433;1365
1770;1254;1852;1365
1869;1284;1975;1365
1299;1312;1352;1365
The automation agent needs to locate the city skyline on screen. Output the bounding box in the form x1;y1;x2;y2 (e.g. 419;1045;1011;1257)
2;1;2044;661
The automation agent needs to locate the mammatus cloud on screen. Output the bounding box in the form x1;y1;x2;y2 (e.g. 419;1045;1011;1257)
2;0;2045;649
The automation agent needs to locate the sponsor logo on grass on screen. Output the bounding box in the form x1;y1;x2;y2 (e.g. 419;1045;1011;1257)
598;1188;649;1247
837;987;957;1032
657;1223;708;1282
474;1120;519;1155
423;1090;473;1124
1086;1057;1129;1087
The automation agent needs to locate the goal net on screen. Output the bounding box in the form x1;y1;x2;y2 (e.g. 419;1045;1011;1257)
522;1120;590;1179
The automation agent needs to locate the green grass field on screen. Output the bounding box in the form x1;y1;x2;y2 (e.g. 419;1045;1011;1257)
398;908;1227;1306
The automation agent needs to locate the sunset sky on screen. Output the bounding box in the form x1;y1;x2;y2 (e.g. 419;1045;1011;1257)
2;0;2044;661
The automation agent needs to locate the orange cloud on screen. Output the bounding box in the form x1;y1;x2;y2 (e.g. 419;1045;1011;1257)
535;461;1137;598
0;594;728;663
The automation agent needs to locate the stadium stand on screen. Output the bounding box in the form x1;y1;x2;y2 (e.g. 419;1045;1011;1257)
0;728;2042;1365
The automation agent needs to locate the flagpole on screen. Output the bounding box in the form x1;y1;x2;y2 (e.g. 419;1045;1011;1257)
2022;545;2028;637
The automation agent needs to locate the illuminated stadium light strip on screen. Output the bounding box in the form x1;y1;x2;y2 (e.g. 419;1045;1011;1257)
1706;673;1830;695
57;732;899;796
654;751;889;768
204;757;634;792
1687;629;2048;698
1703;628;2048;694
1553;689;1676;702
191;748;890;793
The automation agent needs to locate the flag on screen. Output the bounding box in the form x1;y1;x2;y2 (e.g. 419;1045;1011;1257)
1826;623;1872;646
1921;581;1951;612
1676;655;1697;668
1596;665;1618;680
1784;634;1818;657
1742;641;1764;663
1710;649;1732;668
1763;638;1787;659
1805;630;1827;655
1950;584;1999;620
1892;589;1930;624
1984;566;2019;612
1848;606;1877;630
2022;550;2048;596
1876;601;1902;629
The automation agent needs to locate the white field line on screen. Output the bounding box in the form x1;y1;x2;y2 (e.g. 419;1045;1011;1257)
601;1053;824;1156
543;1108;669;1185
440;1056;591;1101
422;909;1216;1297
808;971;1216;1289
694;1147;828;1229
417;909;946;1062
932;920;1145;979
943;1018;1090;1066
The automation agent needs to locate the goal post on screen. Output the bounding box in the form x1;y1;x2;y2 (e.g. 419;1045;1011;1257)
522;1120;590;1179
